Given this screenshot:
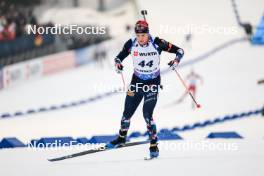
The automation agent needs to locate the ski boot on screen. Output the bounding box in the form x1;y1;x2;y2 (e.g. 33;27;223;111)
149;143;159;158
106;135;126;149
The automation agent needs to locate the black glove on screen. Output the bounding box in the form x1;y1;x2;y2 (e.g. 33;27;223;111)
115;58;124;74
168;59;179;70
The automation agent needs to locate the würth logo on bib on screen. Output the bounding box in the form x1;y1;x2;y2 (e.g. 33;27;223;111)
139;52;157;56
134;51;138;56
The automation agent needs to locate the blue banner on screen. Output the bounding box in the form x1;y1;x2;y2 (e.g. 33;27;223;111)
74;45;96;66
252;15;264;45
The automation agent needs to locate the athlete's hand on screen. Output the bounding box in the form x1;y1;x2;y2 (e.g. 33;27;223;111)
115;58;123;74
168;59;179;70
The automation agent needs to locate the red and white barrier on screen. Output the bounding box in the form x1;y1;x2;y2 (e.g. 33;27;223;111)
42;51;76;75
3;58;43;89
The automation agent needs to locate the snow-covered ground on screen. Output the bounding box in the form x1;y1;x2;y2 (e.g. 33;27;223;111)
0;0;264;175
1;140;264;176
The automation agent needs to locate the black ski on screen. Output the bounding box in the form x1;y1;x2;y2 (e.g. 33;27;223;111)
144;156;158;160
48;140;149;162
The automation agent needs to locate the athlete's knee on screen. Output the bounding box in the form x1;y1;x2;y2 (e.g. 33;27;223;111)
123;103;135;118
143;110;152;120
123;109;134;119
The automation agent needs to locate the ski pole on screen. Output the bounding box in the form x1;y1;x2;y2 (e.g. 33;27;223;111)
120;72;126;91
174;69;201;108
141;10;148;21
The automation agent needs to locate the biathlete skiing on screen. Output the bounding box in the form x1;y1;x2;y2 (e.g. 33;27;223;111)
174;69;203;109
106;11;184;159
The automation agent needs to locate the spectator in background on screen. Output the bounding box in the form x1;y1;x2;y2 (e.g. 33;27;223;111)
6;5;27;38
28;10;37;25
0;15;7;41
0;2;38;42
181;32;193;55
0;17;16;41
0;1;6;14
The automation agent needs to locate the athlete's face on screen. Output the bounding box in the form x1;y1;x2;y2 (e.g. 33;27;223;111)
136;33;149;45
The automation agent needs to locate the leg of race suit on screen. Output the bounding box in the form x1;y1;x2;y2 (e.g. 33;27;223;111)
142;86;159;145
119;88;143;137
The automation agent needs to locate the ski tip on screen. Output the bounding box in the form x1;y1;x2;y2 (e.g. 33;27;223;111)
48;158;63;162
48;158;57;162
144;156;158;160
